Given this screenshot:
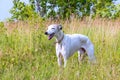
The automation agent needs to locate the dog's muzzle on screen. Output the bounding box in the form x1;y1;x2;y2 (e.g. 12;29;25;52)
45;32;55;40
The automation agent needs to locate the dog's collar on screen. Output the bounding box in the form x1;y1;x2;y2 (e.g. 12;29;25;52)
55;34;64;44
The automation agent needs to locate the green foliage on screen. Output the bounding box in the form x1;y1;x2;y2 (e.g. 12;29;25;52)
35;0;95;19
111;4;120;19
0;22;7;50
10;0;38;20
0;22;4;29
95;1;120;19
33;0;119;19
9;0;120;20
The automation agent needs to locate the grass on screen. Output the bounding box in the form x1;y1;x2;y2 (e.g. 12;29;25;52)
0;18;120;80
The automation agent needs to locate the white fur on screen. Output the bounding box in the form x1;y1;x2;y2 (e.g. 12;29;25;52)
45;24;95;67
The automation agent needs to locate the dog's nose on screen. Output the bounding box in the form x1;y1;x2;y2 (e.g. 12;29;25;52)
45;32;48;35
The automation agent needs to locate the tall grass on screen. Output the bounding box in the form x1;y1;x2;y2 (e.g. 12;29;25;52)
0;18;120;80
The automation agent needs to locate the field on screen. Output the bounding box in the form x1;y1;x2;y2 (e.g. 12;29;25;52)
0;18;120;80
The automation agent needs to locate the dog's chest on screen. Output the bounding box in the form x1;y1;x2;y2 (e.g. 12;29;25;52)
56;43;66;52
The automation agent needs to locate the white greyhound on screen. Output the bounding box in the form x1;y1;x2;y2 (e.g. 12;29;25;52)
45;24;95;67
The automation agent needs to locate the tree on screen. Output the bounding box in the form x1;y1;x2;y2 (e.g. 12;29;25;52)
10;0;120;20
10;0;38;20
94;0;120;19
34;0;95;19
33;0;118;19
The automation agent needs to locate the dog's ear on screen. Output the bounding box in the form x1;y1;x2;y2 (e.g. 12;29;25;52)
58;24;62;30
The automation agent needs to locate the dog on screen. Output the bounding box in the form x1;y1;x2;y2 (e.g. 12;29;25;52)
45;24;96;67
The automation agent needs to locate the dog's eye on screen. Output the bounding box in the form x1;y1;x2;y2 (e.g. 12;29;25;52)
52;28;55;29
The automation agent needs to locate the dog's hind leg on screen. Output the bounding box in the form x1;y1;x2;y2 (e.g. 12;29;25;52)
78;48;86;62
63;58;67;68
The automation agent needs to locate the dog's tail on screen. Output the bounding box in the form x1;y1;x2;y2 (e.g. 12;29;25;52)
86;41;96;63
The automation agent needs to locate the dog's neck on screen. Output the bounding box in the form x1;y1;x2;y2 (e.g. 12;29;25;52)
55;31;64;43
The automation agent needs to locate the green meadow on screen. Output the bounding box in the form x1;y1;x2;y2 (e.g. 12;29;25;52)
0;18;120;80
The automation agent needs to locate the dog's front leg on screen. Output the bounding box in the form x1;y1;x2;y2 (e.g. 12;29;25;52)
57;53;62;67
56;44;62;67
62;52;68;68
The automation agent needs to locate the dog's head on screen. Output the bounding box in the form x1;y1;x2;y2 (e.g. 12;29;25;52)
45;24;62;40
